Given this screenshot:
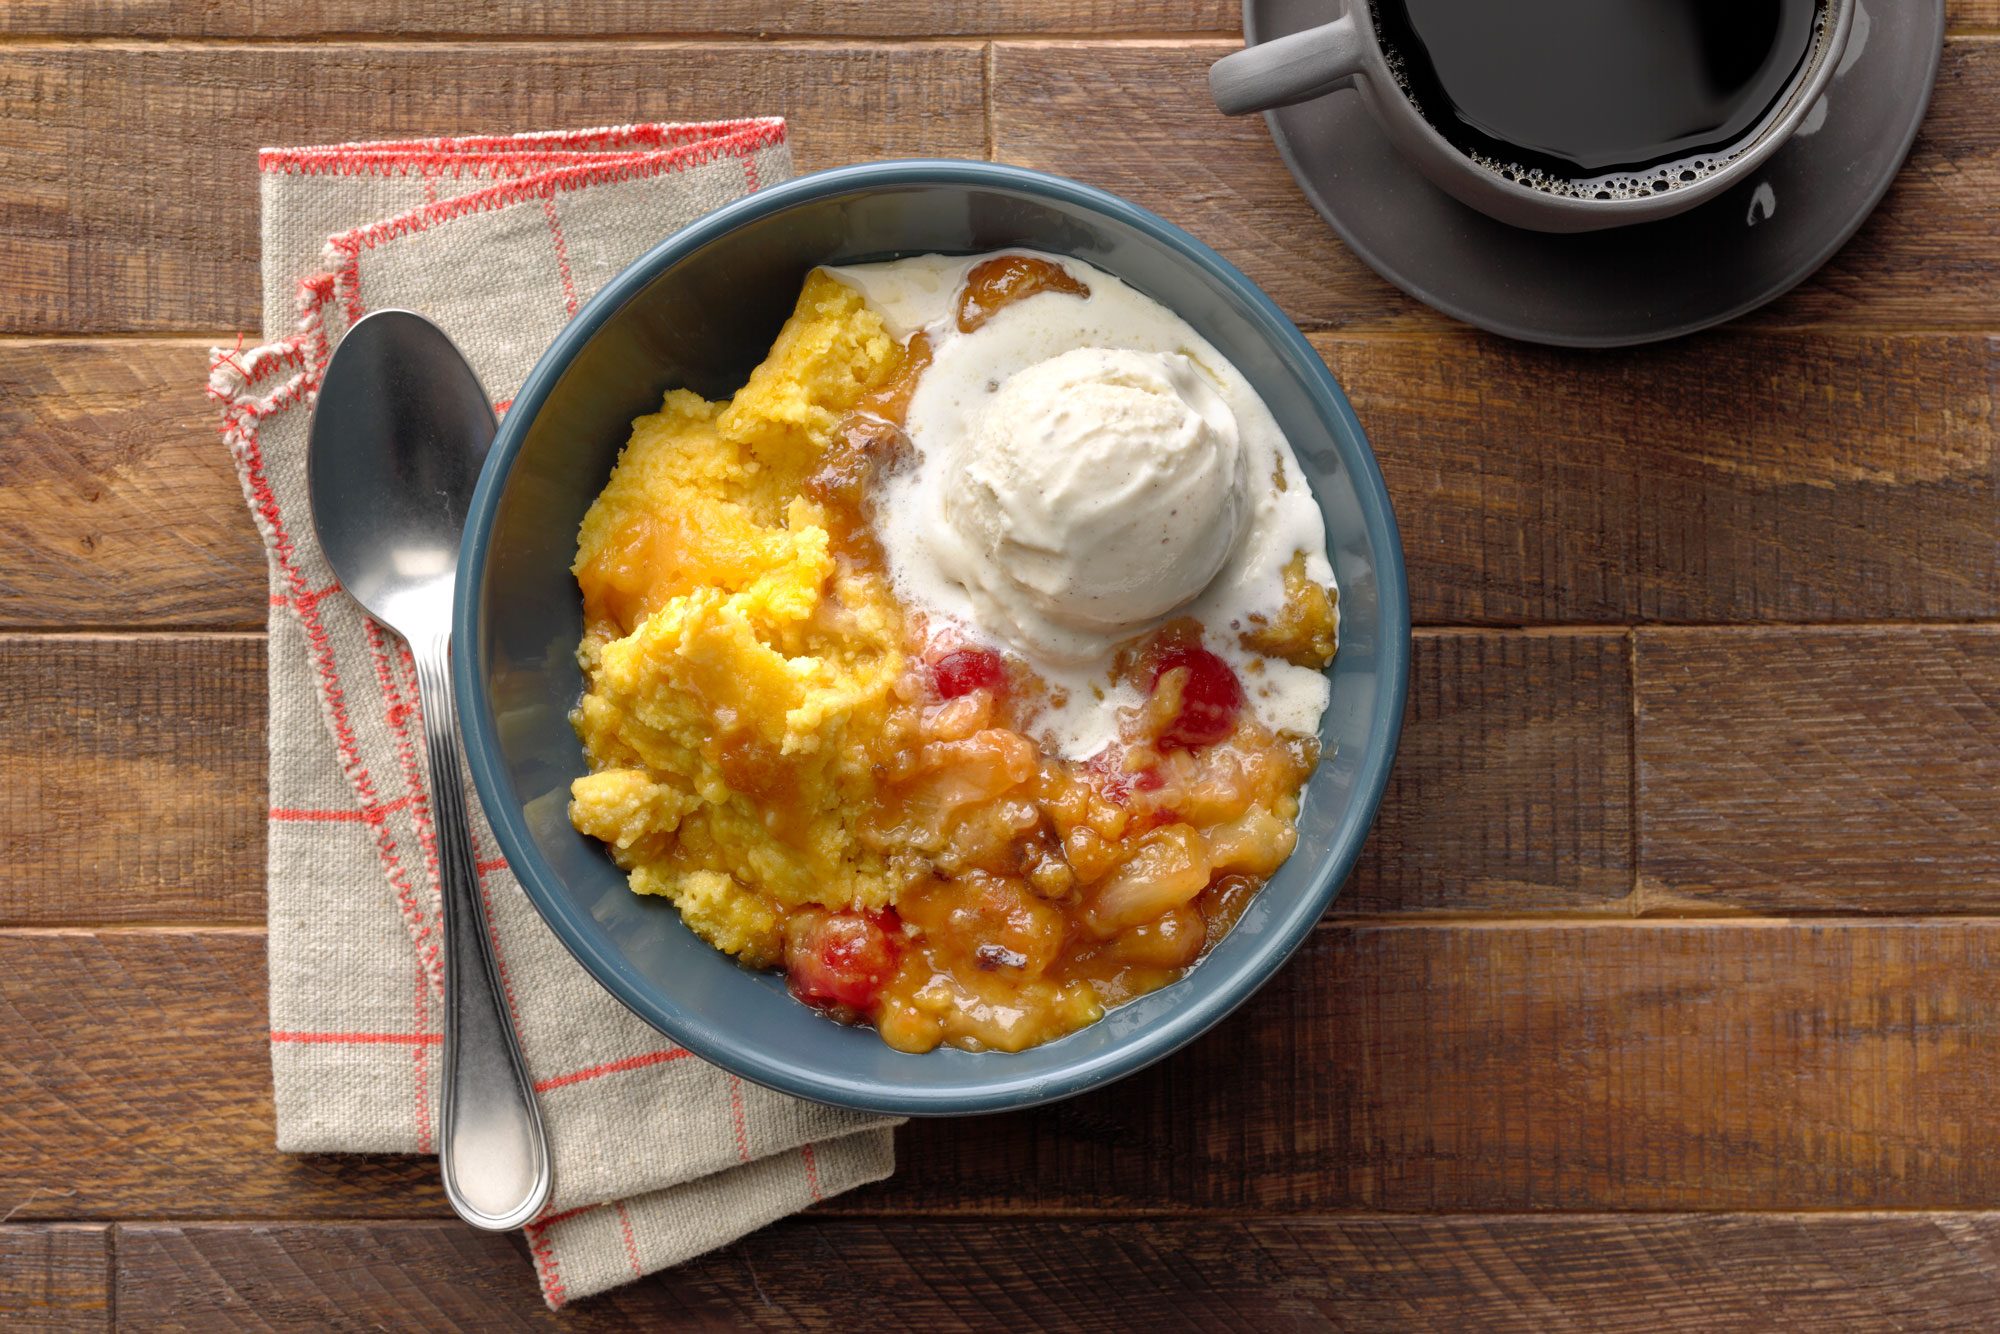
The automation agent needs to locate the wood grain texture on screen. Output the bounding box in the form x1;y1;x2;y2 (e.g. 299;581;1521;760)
12;924;2000;1219
0;635;265;926
0;43;986;334
0;1;1994;39
993;41;1424;335
0;0;1239;38
16;330;1993;632
0;629;1623;924
0;6;1994;1323
1638;627;2000;912
883;919;2000;1212
1321;330;2000;625
0;627;1981;925
0;1226;107;1331
111;1215;2000;1330
5;38;1994;334
1342;631;1632;915
0;341;265;631
993;40;2000;333
892;924;2000;1216
0;930;442;1221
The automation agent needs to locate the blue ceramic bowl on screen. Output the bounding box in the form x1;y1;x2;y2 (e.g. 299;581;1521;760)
455;160;1409;1116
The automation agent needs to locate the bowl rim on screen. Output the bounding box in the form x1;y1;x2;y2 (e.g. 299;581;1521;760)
454;158;1411;1115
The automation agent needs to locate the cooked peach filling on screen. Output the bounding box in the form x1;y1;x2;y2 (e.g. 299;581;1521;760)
570;261;1336;1053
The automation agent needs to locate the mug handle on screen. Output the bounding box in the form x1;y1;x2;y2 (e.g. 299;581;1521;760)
1210;12;1366;116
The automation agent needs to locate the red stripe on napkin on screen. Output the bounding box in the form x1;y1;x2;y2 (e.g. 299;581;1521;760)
534;1048;693;1093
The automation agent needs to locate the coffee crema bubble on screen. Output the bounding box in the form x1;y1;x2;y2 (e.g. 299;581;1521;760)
1373;0;1827;199
1468;150;1730;203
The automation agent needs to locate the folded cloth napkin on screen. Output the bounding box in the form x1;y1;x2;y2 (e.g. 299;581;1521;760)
208;121;897;1309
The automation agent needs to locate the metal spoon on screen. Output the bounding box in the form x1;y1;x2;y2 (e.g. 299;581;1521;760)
308;309;552;1232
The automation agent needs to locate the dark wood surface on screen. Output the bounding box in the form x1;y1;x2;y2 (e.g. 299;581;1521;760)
0;635;265;925
102;1217;2000;1330
1638;628;2000;910
13;925;2000;1222
0;1226;107;1332
10;331;1994;632
0;341;264;630
5;3;2000;1327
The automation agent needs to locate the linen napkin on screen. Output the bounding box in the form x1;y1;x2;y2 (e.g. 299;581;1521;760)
208;121;897;1309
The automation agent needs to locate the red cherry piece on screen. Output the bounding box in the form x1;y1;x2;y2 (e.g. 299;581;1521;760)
1149;644;1244;750
786;910;902;1012
933;647;1007;699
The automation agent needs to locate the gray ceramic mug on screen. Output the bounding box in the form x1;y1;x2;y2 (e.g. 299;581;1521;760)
1210;0;1855;233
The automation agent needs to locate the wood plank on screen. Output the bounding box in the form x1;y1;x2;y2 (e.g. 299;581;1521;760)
0;0;1239;38
17;328;1992;633
0;930;443;1221
2;3;1996;41
0;43;986;334
10;330;1990;916
993;40;1427;335
1637;627;2000;912
880;919;2000;1212
0;2;1987;43
12;923;2000;1218
0;1226;108;1331
111;1215;2000;1329
1322;330;2000;625
6;40;1993;335
0;629;1618;924
0;635;265;926
15;626;1996;925
0;341;265;630
1342;630;1632;915
993;40;2000;333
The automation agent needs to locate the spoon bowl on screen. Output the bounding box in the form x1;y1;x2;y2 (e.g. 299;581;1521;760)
308;312;495;630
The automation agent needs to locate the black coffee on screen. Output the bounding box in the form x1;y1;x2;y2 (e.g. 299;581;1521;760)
1374;0;1821;186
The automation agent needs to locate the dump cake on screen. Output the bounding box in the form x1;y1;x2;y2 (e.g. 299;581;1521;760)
570;252;1337;1052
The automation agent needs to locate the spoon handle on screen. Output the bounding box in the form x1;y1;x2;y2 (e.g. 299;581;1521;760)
411;632;553;1232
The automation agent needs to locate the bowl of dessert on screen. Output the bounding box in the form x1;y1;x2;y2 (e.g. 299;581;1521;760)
455;160;1409;1114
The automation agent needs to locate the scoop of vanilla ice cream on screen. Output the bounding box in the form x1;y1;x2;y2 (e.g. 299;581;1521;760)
927;347;1248;664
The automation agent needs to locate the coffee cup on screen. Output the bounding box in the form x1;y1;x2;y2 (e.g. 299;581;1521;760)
1210;0;1855;234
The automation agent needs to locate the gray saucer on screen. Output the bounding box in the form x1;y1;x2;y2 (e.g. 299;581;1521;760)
1248;0;1944;347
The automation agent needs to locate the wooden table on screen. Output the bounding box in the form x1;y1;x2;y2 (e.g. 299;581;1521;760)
5;2;2000;1327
